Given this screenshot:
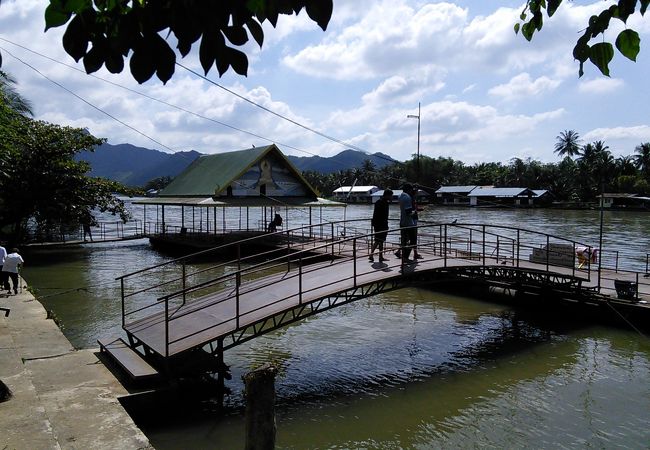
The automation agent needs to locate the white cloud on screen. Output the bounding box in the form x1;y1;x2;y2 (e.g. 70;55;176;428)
584;125;650;143
1;0;649;165
488;72;562;102
578;77;624;94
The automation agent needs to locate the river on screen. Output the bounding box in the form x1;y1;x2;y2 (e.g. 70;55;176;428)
21;204;650;449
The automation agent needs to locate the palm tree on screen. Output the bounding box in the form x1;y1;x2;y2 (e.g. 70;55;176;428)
554;130;582;158
634;142;650;177
0;71;33;116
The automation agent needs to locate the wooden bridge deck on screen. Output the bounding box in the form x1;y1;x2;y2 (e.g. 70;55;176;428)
124;248;649;358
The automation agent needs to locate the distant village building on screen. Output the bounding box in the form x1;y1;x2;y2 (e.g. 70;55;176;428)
468;187;536;207
597;193;650;209
370;188;429;204
332;186;380;203
531;189;553;206
434;185;480;205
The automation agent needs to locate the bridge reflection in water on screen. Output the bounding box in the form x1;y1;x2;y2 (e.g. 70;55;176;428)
99;220;650;384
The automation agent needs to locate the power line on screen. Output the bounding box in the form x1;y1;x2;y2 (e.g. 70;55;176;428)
0;38;413;186
0;37;398;165
0;46;176;152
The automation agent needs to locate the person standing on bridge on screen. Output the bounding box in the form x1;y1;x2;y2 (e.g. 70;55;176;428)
398;184;418;263
369;189;393;262
267;213;283;233
81;210;96;242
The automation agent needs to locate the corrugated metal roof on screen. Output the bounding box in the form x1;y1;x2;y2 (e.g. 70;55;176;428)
468;187;533;197
597;193;638;198
435;185;479;194
532;190;549;197
333;186;379;193
159;145;319;199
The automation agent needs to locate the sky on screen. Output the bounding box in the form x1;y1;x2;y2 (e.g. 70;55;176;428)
1;0;649;165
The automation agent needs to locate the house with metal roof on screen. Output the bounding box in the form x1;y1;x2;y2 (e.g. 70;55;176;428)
134;145;345;248
434;185;480;205
332;185;380;203
467;187;537;207
597;193;650;209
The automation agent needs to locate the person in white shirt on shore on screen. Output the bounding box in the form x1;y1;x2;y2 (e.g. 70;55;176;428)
2;248;24;295
0;243;7;292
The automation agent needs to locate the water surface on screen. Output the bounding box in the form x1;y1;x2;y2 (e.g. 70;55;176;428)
21;205;650;449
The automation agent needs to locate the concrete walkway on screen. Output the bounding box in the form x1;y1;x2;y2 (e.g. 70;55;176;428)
0;281;151;450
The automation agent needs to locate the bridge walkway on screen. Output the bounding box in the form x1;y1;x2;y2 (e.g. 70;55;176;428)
111;221;650;375
123;249;642;359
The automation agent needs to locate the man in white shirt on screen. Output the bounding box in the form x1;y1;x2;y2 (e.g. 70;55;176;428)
398;184;417;262
2;248;24;295
0;243;7;292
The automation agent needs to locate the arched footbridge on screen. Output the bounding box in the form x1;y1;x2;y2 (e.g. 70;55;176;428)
100;220;650;381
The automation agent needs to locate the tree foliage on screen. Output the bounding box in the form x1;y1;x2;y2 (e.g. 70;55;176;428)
40;0;333;84
554;129;582;158
303;139;650;203
0;115;132;243
516;0;648;77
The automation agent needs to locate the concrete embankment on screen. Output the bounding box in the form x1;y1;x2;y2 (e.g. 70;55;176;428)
0;279;151;449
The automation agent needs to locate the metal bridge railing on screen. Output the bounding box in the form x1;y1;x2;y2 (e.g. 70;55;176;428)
116;221;622;357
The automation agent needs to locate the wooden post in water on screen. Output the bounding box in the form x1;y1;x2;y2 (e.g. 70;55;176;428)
243;363;278;450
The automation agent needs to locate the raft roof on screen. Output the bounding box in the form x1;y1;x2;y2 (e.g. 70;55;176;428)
136;144;345;207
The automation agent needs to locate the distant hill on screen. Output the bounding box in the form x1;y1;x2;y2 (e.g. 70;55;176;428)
76;143;202;187
77;143;398;187
287;149;396;174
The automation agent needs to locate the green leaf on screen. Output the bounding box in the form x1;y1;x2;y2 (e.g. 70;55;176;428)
246;18;264;47
514;23;520;35
66;0;92;13
641;0;649;14
615;0;635;22
130;40;156;83
227;47;248;76
199;30;221;75
215;40;229;76
83;43;105;73
152;34;176;84
105;51;124;74
62;15;89;61
547;0;562;17
573;41;590;63
44;4;72;30
589;42;614;76
533;10;544;31
616;29;640;61
521;21;535;41
223;25;249;46
305;0;333;31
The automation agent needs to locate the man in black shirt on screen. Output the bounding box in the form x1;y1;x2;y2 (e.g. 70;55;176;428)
369;190;393;262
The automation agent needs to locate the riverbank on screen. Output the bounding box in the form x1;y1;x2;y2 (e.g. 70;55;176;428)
0;279;151;450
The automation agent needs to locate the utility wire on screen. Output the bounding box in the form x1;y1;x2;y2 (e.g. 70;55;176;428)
176;62;399;165
0;38;416;190
0;46;176;153
0;37;399;166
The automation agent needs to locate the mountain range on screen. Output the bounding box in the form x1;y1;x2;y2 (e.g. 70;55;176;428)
77;143;397;187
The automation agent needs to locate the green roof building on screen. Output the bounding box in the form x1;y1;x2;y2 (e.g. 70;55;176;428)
135;145;344;242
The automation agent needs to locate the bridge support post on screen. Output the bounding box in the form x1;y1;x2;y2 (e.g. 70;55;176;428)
216;338;226;409
244;363;278;450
